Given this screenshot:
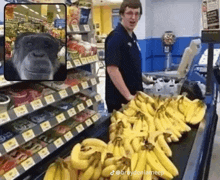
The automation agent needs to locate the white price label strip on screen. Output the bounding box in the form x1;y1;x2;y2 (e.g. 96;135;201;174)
21;157;35;171
94;54;99;61
67;108;76;117
14;105;28;117
22;129;35;142
40;121;51;132
85;118;93;127
54;138;64;148
0;75;10;86
77;103;85;112
81;81;89;89
73;59;81;67
31;99;43;110
45;94;55;104
92;114;99;122
92;55;96;61
95;94;102;102
67;61;73;69
80;57;87;64
4;167;19;180
0;112;10;125
3;138;19;153
38;147;50;159
56;113;66;123
90;78;97;86
84;24;90;31
59;90;68;99
76;124;84;133
86;99;93;107
87;56;93;63
72;85;80;94
72;25;80;32
64;131;73;141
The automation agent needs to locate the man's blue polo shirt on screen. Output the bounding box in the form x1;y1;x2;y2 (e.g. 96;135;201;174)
105;23;143;106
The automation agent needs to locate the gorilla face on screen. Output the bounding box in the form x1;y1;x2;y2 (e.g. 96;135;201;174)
12;33;60;80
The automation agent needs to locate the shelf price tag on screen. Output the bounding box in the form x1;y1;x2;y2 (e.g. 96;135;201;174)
86;99;93;107
67;108;76;117
85;118;93;127
90;78;97;86
67;61;73;69
64;131;73;141
73;59;81;67
92;55;96;61
84;24;90;31
31;99;43;110
59;89;68;99
54;138;64;148
77;103;85;112
76;124;84;133
95;94;102;102
40;121;51;132
0;112;10;125
92;114;99;122
80;57;87;64
4;167;19;180
38;147;50;159
56;113;66;123
0;75;10;86
21;157;35;171
87;56;93;63
94;54;99;61
22;129;35;142
45;94;55;104
81;81;89;89
72;85;80;94
3;138;19;153
72;25;80;32
14;105;28;117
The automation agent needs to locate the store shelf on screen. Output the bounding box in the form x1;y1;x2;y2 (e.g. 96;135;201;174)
67;24;91;34
67;54;99;69
0;75;20;88
0;112;102;180
0;76;100;126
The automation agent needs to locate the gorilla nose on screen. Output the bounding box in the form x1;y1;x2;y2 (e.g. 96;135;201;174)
31;51;46;58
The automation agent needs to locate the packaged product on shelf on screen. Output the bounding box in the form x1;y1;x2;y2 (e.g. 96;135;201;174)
0;155;17;175
0;128;16;144
43;106;63;117
40;81;70;90
38;130;59;144
79;7;91;25
8;148;29;165
9;89;30;107
50;100;74;111
91;43;98;55
67;6;80;26
75;93;89;101
20;139;47;156
0;94;11;113
72;109;95;122
52;124;71;136
8;118;36;133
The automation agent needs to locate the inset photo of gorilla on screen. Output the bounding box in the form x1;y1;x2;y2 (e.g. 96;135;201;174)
4;4;67;81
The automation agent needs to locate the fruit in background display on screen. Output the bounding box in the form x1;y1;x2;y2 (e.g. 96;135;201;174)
44;92;206;179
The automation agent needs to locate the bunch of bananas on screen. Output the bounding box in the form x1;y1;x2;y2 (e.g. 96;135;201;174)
44;91;207;180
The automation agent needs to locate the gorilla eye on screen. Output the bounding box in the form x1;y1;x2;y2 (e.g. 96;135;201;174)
27;42;33;46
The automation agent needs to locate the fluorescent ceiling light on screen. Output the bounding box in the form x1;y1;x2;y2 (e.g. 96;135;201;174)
57;14;60;19
21;5;28;9
57;8;61;12
56;5;60;9
34;11;39;14
29;9;34;12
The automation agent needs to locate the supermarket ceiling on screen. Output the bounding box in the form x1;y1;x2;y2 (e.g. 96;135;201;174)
93;0;123;6
13;4;65;21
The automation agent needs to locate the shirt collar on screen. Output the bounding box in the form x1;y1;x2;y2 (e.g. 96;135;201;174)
116;22;137;41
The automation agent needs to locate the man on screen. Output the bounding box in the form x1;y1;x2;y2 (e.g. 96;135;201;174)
105;0;152;113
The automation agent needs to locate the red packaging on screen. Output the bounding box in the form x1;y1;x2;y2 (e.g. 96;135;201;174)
64;78;79;86
27;89;42;101
77;43;86;56
8;148;29;165
67;40;78;51
0;155;17;175
53;125;71;136
9;90;30;107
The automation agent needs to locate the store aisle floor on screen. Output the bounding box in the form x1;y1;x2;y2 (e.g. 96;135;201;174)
208;102;220;180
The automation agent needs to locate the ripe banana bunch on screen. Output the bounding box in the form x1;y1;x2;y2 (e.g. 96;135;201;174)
43;158;72;180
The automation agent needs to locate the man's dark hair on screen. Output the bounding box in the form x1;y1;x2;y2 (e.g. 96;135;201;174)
119;0;142;16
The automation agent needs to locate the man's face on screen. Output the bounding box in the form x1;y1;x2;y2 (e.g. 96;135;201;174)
121;7;140;32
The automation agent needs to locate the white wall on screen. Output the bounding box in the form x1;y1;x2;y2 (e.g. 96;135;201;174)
151;0;202;37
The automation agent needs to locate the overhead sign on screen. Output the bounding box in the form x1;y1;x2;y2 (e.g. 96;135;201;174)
54;19;65;29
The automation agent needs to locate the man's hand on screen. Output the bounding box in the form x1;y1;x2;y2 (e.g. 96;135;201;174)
126;94;135;101
142;73;155;85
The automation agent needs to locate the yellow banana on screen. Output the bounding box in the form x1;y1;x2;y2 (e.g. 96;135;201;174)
153;144;179;177
146;103;156;116
154;114;165;131
101;149;108;165
123;107;136;116
137;93;145;102
189;103;206;125
131;138;141;152
123;138;134;157
146;150;173;179
91;161;102;180
43;162;57;180
81;138;107;148
129;99;141;111
109;123;116;133
102;164;117;177
131;152;138;172
135;99;143;109
111;116;117;123
120;166;130;180
143;164;152;180
110;132;116;141
144;114;155;132
119;141;126;157
54;162;62;180
142;119;148;133
71;143;90;170
79;149;96;160
107;141;115;154
104;157;122;167
131;150;147;180
137;91;155;104
157;135;172;157
113;141;121;157
61;162;71;180
81;159;99;180
110;173;121;180
64;160;78;180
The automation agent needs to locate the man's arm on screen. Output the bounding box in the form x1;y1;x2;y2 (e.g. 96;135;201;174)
107;65;134;101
